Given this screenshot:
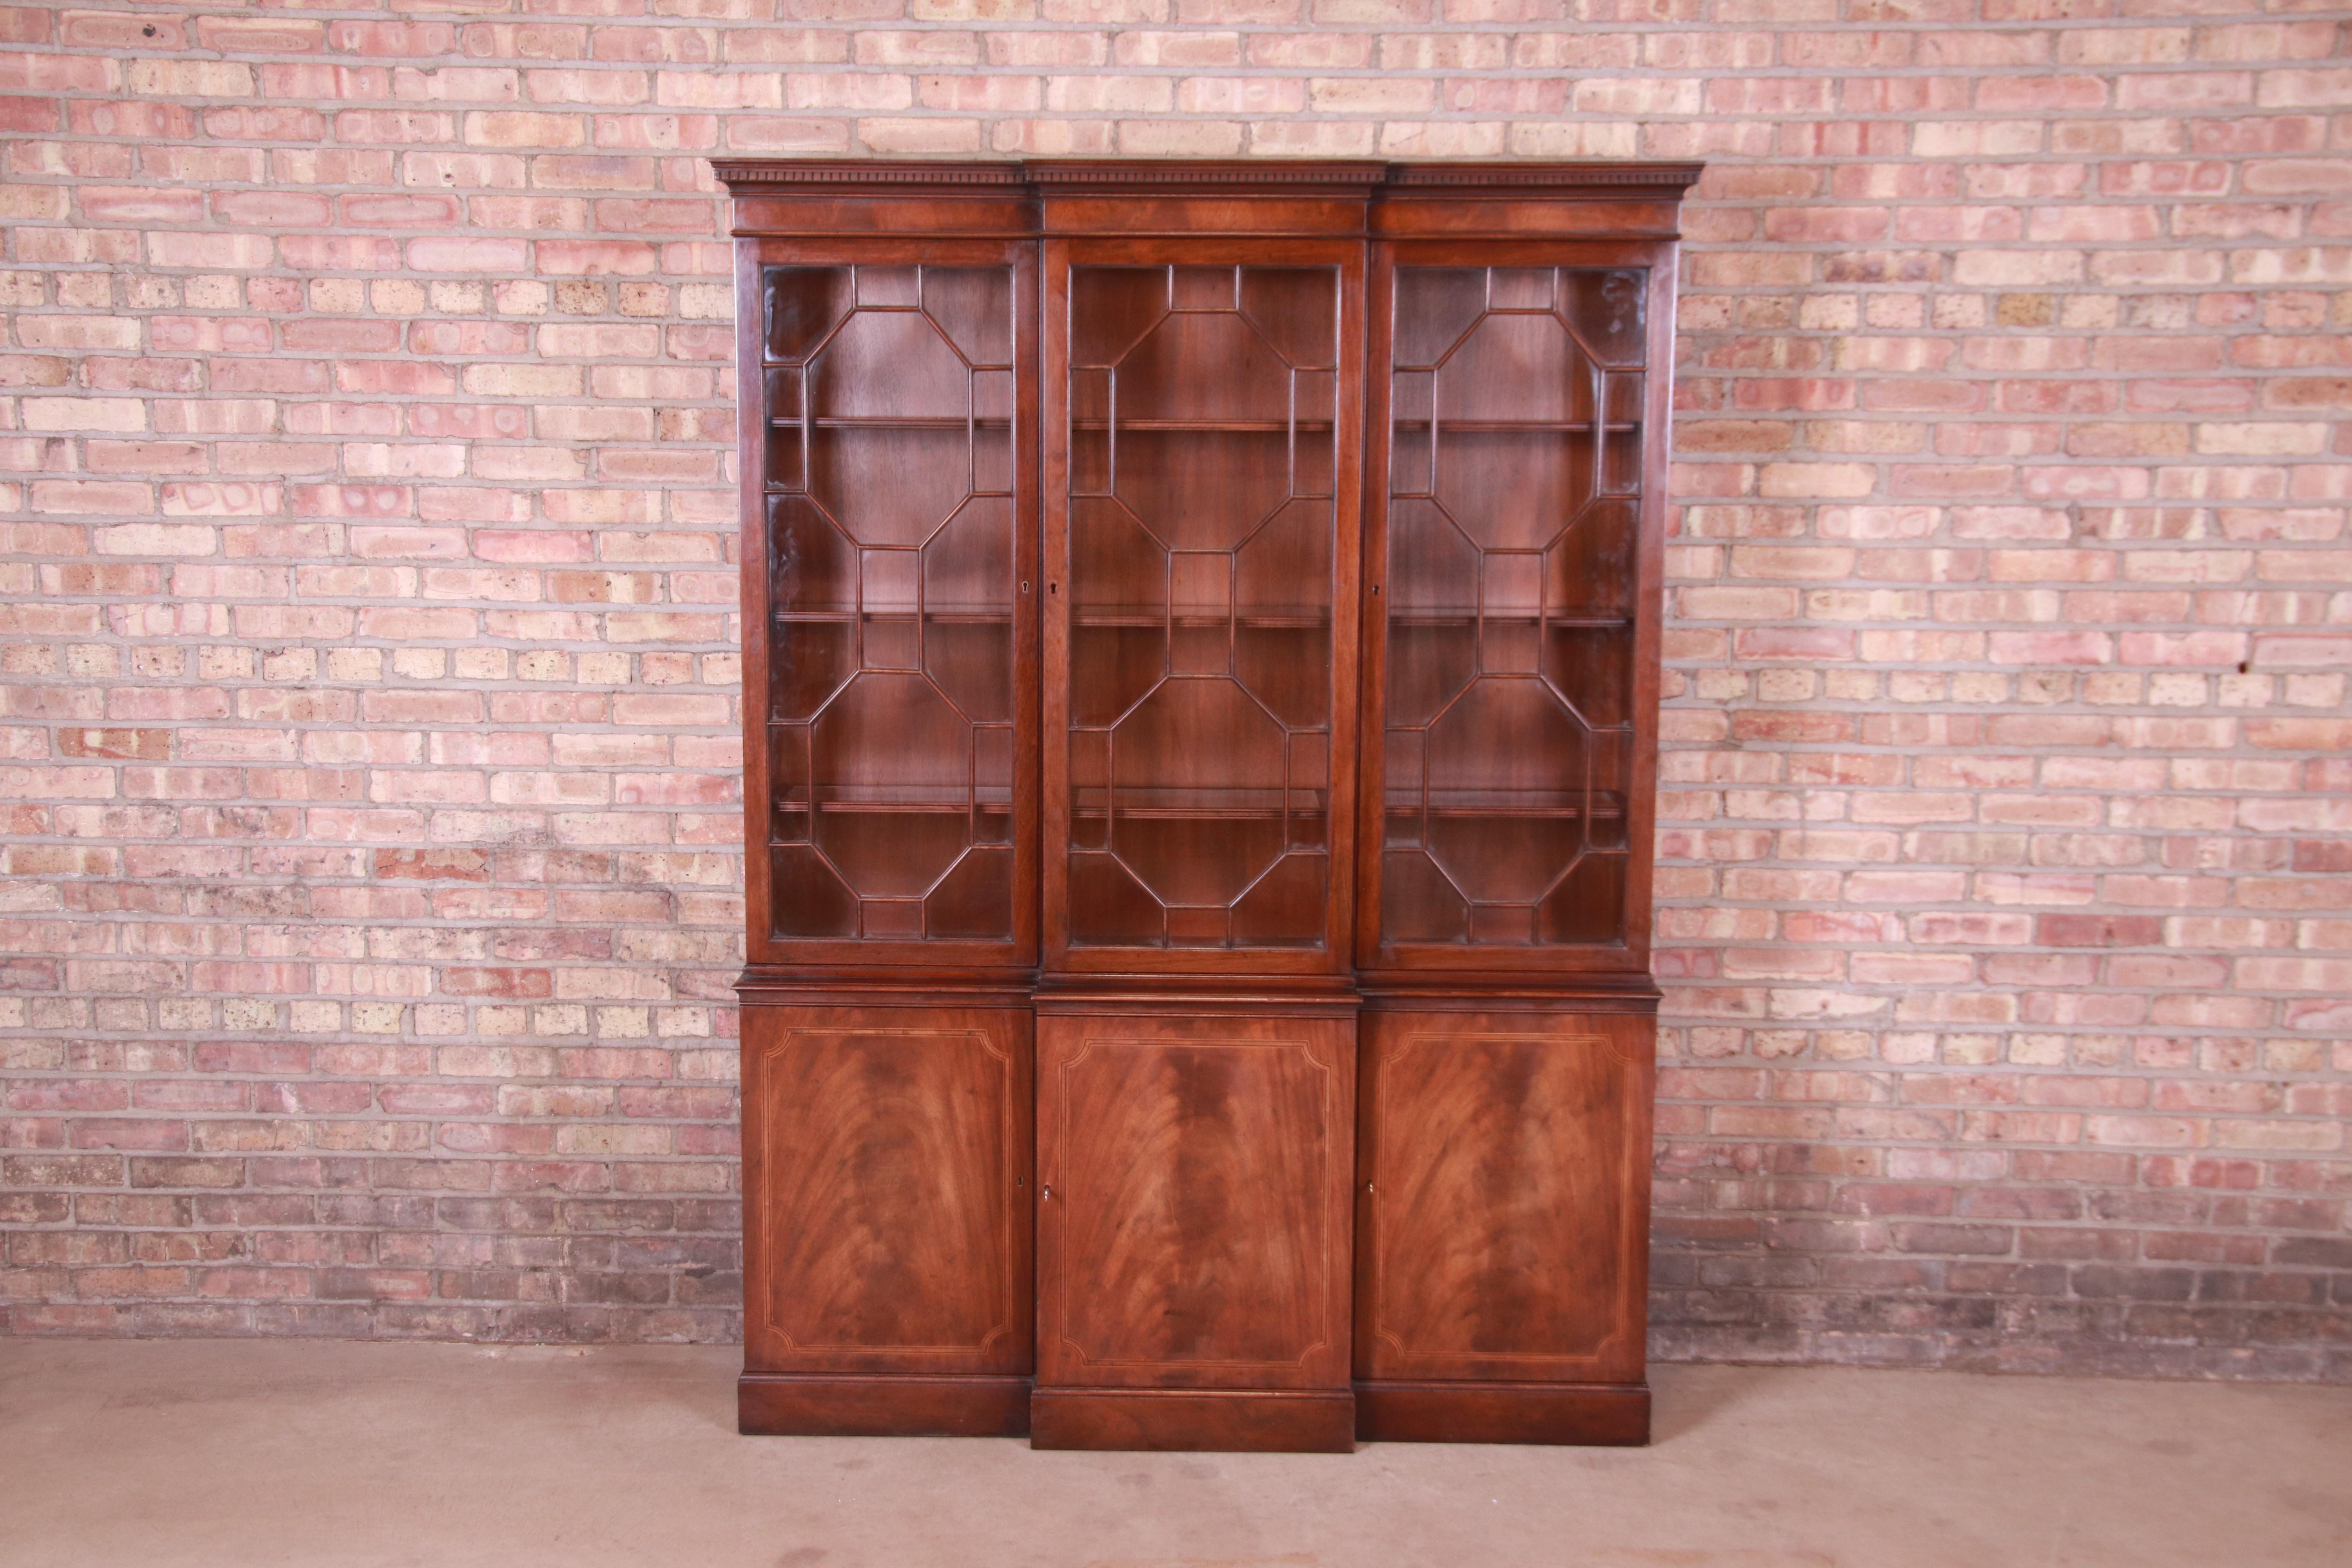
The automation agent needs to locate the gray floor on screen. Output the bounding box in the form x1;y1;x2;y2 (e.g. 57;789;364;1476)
2;1340;2346;1567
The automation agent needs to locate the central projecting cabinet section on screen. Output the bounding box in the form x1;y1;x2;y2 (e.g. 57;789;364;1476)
720;160;1698;1453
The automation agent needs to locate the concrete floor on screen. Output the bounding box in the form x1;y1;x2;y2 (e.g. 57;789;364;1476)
1;1342;2346;1568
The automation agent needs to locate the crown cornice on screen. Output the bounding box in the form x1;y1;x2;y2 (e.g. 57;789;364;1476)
709;160;1026;190
711;158;1705;200
1382;161;1705;194
1024;159;1390;192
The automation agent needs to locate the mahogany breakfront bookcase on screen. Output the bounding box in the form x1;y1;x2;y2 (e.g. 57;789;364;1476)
717;159;1698;1452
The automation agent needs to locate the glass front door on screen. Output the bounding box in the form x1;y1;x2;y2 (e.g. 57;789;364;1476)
1378;264;1648;951
1058;261;1348;955
762;262;1022;946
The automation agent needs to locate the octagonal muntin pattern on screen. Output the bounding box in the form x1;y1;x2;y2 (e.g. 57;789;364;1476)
1381;265;1649;949
761;263;1018;943
1065;264;1341;951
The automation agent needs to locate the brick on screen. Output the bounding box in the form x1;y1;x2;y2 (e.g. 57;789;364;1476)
0;11;2336;1376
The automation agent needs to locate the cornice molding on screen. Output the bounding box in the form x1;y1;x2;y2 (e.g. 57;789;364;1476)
1381;161;1706;192
709;160;1026;189
712;158;1705;200
1024;158;1390;192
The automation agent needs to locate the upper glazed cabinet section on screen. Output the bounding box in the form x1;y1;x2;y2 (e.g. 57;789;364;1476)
719;162;1698;975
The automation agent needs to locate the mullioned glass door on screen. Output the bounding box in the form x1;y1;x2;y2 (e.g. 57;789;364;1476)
1367;255;1658;965
1046;250;1361;967
755;250;1036;960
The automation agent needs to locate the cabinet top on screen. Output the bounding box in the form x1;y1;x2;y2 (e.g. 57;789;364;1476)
712;158;1704;200
714;159;1705;241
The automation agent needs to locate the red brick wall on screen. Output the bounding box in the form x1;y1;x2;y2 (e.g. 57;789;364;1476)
2;3;2347;1378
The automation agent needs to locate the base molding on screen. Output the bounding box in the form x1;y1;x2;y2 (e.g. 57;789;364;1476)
1031;1388;1356;1452
1354;1380;1650;1446
738;1373;1032;1438
738;1376;1646;1447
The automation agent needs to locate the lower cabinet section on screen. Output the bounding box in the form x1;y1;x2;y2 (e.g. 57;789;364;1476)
739;995;1651;1448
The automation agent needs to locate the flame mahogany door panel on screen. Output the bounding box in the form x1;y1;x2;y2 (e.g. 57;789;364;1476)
739;1004;1033;1436
1034;1014;1354;1391
1355;1010;1651;1387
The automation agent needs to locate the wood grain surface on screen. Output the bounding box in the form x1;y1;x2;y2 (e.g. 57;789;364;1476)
1036;1013;1354;1391
1356;1009;1652;1385
742;1005;1031;1376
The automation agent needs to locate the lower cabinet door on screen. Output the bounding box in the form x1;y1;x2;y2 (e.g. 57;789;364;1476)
1035;1013;1355;1391
741;1004;1031;1376
1356;1010;1652;1386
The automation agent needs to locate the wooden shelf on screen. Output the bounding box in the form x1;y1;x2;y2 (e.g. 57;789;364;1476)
1070;786;1328;821
775;786;1014;813
1384;789;1626;820
1071;606;1330;630
773;608;1013;624
762;485;1015;498
767;361;1015;374
771;416;1012;430
1388;612;1631;629
1390;420;1641;434
1069;419;1330;433
1056;791;1628;825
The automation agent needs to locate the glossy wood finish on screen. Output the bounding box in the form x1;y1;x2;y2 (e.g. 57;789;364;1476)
720;160;1696;1452
1035;1012;1354;1392
1355;1009;1652;1387
1032;1389;1355;1453
740;1374;1031;1439
740;1005;1030;1378
1355;1381;1650;1447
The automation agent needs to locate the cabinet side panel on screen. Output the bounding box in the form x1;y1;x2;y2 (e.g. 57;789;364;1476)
1357;1009;1650;1384
1036;1013;1354;1390
742;1004;1031;1376
739;237;778;959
